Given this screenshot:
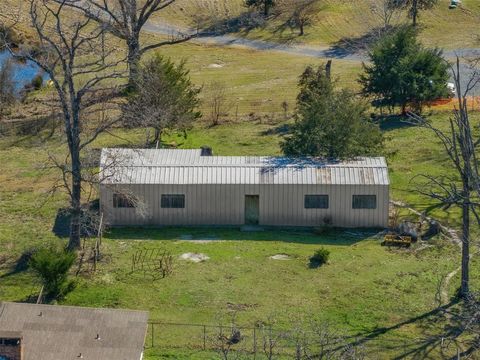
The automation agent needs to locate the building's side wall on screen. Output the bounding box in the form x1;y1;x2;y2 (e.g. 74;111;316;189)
100;184;389;228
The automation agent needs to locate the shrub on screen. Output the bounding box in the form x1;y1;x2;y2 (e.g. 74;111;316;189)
310;247;330;268
29;245;76;301
31;74;43;90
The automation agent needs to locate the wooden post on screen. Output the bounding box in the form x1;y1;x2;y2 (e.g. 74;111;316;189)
151;323;154;348
253;326;257;359
203;325;206;350
96;213;103;260
325;60;332;81
36;286;44;304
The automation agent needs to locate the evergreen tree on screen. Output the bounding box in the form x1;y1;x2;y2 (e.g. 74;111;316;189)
282;65;383;159
360;26;449;114
123;55;201;145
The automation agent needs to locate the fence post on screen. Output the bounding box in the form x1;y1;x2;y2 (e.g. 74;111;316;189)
203;325;206;350
151;323;154;348
253;326;257;359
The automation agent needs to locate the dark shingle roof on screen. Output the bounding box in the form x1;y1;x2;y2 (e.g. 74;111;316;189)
0;302;148;360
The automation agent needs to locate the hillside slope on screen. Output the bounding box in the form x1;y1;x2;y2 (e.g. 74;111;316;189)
156;0;480;49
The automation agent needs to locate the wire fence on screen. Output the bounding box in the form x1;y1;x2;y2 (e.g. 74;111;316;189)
144;321;426;359
147;322;261;354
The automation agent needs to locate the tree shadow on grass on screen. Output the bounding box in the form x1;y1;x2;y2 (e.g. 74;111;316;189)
334;298;478;359
324;25;400;60
0;248;36;280
198;11;268;38
260;123;290;136
197;10;303;46
378;115;416;132
52;200;100;238
105;227;381;246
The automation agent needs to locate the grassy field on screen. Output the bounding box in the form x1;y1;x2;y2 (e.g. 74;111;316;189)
155;0;480;49
1;109;480;358
1;1;480;358
154;41;361;116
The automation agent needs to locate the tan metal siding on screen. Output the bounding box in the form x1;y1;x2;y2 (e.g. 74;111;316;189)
101;183;389;228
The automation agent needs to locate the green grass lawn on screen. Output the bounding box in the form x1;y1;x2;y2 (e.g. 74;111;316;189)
1;110;480;358
1;2;479;357
152;40;361;116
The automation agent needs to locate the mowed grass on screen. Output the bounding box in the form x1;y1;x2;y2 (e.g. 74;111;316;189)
151;40;361;116
1;109;480;358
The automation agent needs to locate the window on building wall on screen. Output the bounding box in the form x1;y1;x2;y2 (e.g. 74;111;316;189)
352;195;377;209
304;195;329;209
161;194;185;208
113;193;135;208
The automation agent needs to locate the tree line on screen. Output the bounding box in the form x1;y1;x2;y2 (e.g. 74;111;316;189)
245;0;439;29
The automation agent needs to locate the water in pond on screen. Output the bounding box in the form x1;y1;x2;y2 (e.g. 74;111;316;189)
0;50;50;92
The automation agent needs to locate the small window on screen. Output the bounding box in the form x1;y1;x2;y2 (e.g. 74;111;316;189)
352;195;377;209
305;195;329;209
161;194;185;209
2;338;20;346
113;193;135;208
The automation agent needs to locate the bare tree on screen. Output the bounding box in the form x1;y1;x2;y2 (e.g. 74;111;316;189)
60;0;195;88
289;0;316;36
0;59;16;119
211;314;244;360
122;54;201;145
288;319;366;360
369;0;402;30
7;0;125;250
206;81;232;126
259;318;286;360
392;0;438;27
454;293;480;357
407;57;480;298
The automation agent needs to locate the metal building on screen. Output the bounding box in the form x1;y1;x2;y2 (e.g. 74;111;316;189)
100;148;390;228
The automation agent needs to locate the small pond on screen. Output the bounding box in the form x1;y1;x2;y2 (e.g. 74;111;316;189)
0;50;50;92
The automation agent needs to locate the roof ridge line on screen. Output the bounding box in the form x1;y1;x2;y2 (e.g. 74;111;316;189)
105;164;387;168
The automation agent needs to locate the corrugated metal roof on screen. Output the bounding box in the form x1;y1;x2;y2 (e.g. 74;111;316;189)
0;302;148;360
100;148;389;186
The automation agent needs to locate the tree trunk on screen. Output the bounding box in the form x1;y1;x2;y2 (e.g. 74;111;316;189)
127;36;141;90
411;0;418;27
152;127;162;146
299;22;304;36
325;60;332;81
264;2;269;17
460;198;470;297
68;146;82;250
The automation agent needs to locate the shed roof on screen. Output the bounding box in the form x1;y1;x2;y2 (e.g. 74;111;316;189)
100;148;389;186
0;302;148;360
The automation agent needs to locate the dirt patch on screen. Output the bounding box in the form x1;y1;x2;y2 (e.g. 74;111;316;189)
179;253;210;263
270;254;290;260
179;234;221;243
226;302;258;311
207;63;224;68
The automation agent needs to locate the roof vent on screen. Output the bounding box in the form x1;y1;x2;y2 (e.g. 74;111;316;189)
77;353;83;358
200;146;213;156
95;334;101;341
